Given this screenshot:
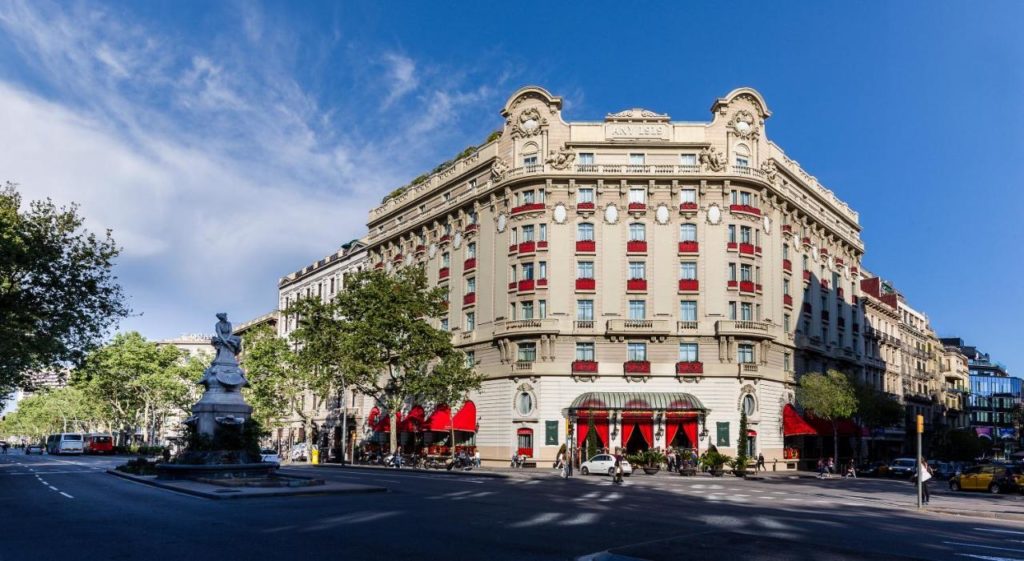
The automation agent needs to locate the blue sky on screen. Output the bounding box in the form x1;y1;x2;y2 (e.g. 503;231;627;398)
0;1;1021;372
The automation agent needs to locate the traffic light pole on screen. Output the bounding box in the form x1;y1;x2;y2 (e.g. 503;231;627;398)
916;414;923;510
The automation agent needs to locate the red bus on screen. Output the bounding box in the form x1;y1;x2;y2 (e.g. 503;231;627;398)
84;434;114;454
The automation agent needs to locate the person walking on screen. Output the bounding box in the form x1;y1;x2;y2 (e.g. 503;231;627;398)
612;448;624;484
827;457;836;477
916;458;932;504
845;459;857;479
756;453;765;472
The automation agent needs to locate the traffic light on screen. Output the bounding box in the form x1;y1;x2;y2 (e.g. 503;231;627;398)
916;414;924;434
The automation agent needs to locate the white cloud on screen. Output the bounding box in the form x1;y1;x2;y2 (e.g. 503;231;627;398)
381;53;419;108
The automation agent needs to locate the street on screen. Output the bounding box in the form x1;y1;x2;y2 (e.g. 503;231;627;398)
2;452;1023;561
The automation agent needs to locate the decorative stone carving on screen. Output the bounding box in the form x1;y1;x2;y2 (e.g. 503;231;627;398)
491;157;509;181
545;144;575;170
404;253;413;266
511;107;546;138
552;203;568;224
496;212;508;233
760;159;778;183
763;215;772;234
453;232;463;250
706;203;722;225
699;146;726;172
428;243;438;258
603;203;619;225
729;109;759;139
190;314;253;438
655;204;670;225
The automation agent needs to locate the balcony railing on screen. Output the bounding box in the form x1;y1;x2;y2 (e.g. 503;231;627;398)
518;279;535;292
574;320;594;330
537;277;548;287
627;202;647;213
820;279;829;290
782;259;792;272
727;280;738;290
678;279;699;292
739;243;758;256
784;294;793;307
716;320;773;340
739;280;756;293
802;302;812;314
438;267;450;280
513;360;534;372
677;320;698;331
576;202;595;211
679;202;698;212
576;240;596;253
803;270;811;281
572;360;598;373
676;361;703;374
494;318;560;339
415;244;427;254
465;223;479;234
727;241;738;251
678;241;699;254
508;281;517;291
729;204;762;217
740;363;759;374
626;278;648;291
463;258;476;271
626;240;648;254
607;319;672;336
781;224;793;235
510;202;545;215
462;292;476;306
624;361;651;374
518;241;537;254
575;277;596;291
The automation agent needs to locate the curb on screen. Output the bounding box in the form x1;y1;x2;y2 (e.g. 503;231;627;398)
310;463;557;481
106;469;387;500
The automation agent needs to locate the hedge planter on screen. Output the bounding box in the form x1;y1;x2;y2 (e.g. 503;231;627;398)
642;467;661;475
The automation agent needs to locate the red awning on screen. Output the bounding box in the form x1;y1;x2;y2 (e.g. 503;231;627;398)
369;407;397;432
452;401;476;432
747;430;757;436
400;405;425;433
783;404;818;437
423;405;452;432
806;414;860;437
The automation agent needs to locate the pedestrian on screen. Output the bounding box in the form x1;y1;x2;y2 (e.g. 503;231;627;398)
817;458;826;479
916;458;932;504
612;449;624;485
510;451;518;468
756;453;765;472
845;459;857;479
666;449;675;472
827;457;835;477
474;449;481;468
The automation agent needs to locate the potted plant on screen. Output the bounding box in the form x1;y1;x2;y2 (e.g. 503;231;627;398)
630;450;665;475
730;456;750;477
700;451;731;477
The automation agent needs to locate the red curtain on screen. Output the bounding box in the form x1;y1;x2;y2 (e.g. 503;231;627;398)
576;421;589;449
683;420;698;448
620;421;635;447
665;423;680;447
595;419;609;448
638;420;653;446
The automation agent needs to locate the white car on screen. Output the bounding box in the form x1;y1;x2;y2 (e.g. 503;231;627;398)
580;454;632;477
260;449;281;464
290;444;308;461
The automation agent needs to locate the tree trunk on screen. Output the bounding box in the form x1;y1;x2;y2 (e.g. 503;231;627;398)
832;420;839;465
389;411;398;456
340;383;348;464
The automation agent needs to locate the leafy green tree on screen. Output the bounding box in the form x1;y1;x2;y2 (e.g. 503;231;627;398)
335;268;480;456
239;324;299;429
736;409;749;473
850;379;904;459
932;429;984;461
585;415;598;462
0;183;129;396
419;350;482;459
0;387;98;441
797;370;858;463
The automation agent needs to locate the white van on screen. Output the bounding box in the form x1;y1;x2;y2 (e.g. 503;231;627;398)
45;433;84;455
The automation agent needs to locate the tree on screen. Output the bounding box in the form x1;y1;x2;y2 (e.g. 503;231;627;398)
797;370;858;463
0;387;97;441
0;183;129;396
419;350;483;460
850;379;904;459
239;325;299;430
335;268;480;457
932;429;984;462
585;415;598;462
736;409;749;472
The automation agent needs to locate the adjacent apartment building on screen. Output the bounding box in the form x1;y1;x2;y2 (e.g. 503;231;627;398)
362;86;869;465
942;338;1021;455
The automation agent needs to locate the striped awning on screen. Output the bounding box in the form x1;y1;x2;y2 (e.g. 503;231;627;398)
568;392;707;413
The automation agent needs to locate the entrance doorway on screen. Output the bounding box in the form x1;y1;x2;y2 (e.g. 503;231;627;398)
621;417;653;454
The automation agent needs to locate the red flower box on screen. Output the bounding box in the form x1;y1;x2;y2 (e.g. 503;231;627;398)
729;204;761;217
627;202;646;212
438;267;450;280
784;294;793;307
740;280;755;293
727;242;738;251
518;241;536;254
576;240;596;253
518;279;535;292
463;293;476;306
679;202;698;212
727;280;738;289
511;203;545;215
576;278;596;291
739;243;755;255
678;241;699;253
676;361;704;374
678;279;699;292
626;278;647;291
626;240;648;253
537;278;548;287
463;258;476;271
572;360;598;373
537;240;548;250
624;361;651;374
576;202;595;211
783;259;792;272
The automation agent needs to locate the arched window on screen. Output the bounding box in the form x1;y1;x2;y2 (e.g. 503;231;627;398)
734;144;750;167
577;222;595;241
679;223;697;242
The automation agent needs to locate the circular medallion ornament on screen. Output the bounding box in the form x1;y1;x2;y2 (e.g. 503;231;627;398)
428;243;438;258
496;213;507;233
763;215;772;234
552;203;568;224
707;203;722;225
453;232;463;249
522;119;539;134
655;204;670;225
735;120;751;134
604;203;619;225
404;253;413;267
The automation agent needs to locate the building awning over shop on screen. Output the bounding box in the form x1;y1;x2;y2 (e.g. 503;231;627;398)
423;405;452;432
806;414;860;437
568;392;707;413
399;405;425;433
452;401;476;432
369;406;393;432
782;404;818;437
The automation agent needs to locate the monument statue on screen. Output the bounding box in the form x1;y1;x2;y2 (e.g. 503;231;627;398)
191;313;252;437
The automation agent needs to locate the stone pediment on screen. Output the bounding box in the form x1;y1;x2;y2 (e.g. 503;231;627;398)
605;108;670;123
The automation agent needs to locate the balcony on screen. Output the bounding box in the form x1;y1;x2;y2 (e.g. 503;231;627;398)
755;283;763;293
838;317;846;328
802;237;811;247
781;224;793;235
727;241;738;251
784;294;793;307
802;302;812;315
626;278;648;292
392;253;403;262
513;361;534;372
678;241;699;254
803;270;811;281
627;202;647;213
518;279;535;292
677;320;698;331
837;287;845;299
572;360;599;374
575;277;596;291
465;223;479;234
820;279;829;290
626;240;648;254
739;363;759;374
679;202;698;213
821;310;830;321
835;257;844;266
715;320;773;340
623;361;651;375
820;248;829;257
438;267;450;280
494;318;560;338
511;202;545;216
415;244;427;255
678;279;699;292
739;243;757;256
508;243;518;254
739;280;756;294
518;240;537;254
439;235;451;244
607;319;672;338
727;280;738;290
783;259;792;272
462;292;476;306
576;240;596;253
573;320;595;331
729;204;762;218
576;202;595;212
463;258;476;271
537;277;548;288
676;361;704;375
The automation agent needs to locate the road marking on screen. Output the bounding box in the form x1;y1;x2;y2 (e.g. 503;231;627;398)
975;529;1024;537
955;554;1024;561
510;512;560;528
944;542;1024;554
48;485;58;491
59;492;73;499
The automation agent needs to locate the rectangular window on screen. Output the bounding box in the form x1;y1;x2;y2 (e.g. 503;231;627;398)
523;155;538;167
628;300;646;320
717;422;730;447
440;318;449;331
466;277;476;293
783;278;790;295
629;261;646;280
628;187;646;204
469;179;477;191
510;264;516;282
576;300;594;321
539;261;547;279
680;188;697;204
522;301;534;320
736;155;749;168
679;342;699;362
578;153;595;165
680;153;697;166
740;264;752;281
728;263;737;281
522;191;535;205
783;245;789;260
680;300;697;321
784;313;791;332
465;312;475;332
510;303;516;321
784;352;792;372
522;224;535;241
729;301;737;320
522;262;534;280
680;223;697;241
728;225;737;243
738;344;755;364
680;262;697;280
576;342;595;361
578;187;595;203
465;351;475;368
627;342;647;361
330;278;335;294
467;242;476;259
740;226;751;244
741;302;753;321
629;222;646;241
539;300;547;319
629;153;645;165
510;227;517;244
577;261;594;279
518;343;537;362
739;191;752;206
577;222;594;241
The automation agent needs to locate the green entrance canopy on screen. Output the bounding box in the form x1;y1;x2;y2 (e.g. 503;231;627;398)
568;392;707;413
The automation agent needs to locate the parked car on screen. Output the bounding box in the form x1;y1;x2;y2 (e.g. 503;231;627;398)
888;458;916;479
950;465;1023;494
580;454;633;477
260;449;281;464
25;444;44;455
290;443;308;461
84;434;114;455
45;433;84;455
857;461;890;477
928;461;956;481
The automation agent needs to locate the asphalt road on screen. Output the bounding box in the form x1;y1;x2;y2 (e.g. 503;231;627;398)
1;451;1023;561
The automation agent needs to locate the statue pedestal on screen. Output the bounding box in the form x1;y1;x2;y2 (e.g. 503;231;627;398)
192;355;251;437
